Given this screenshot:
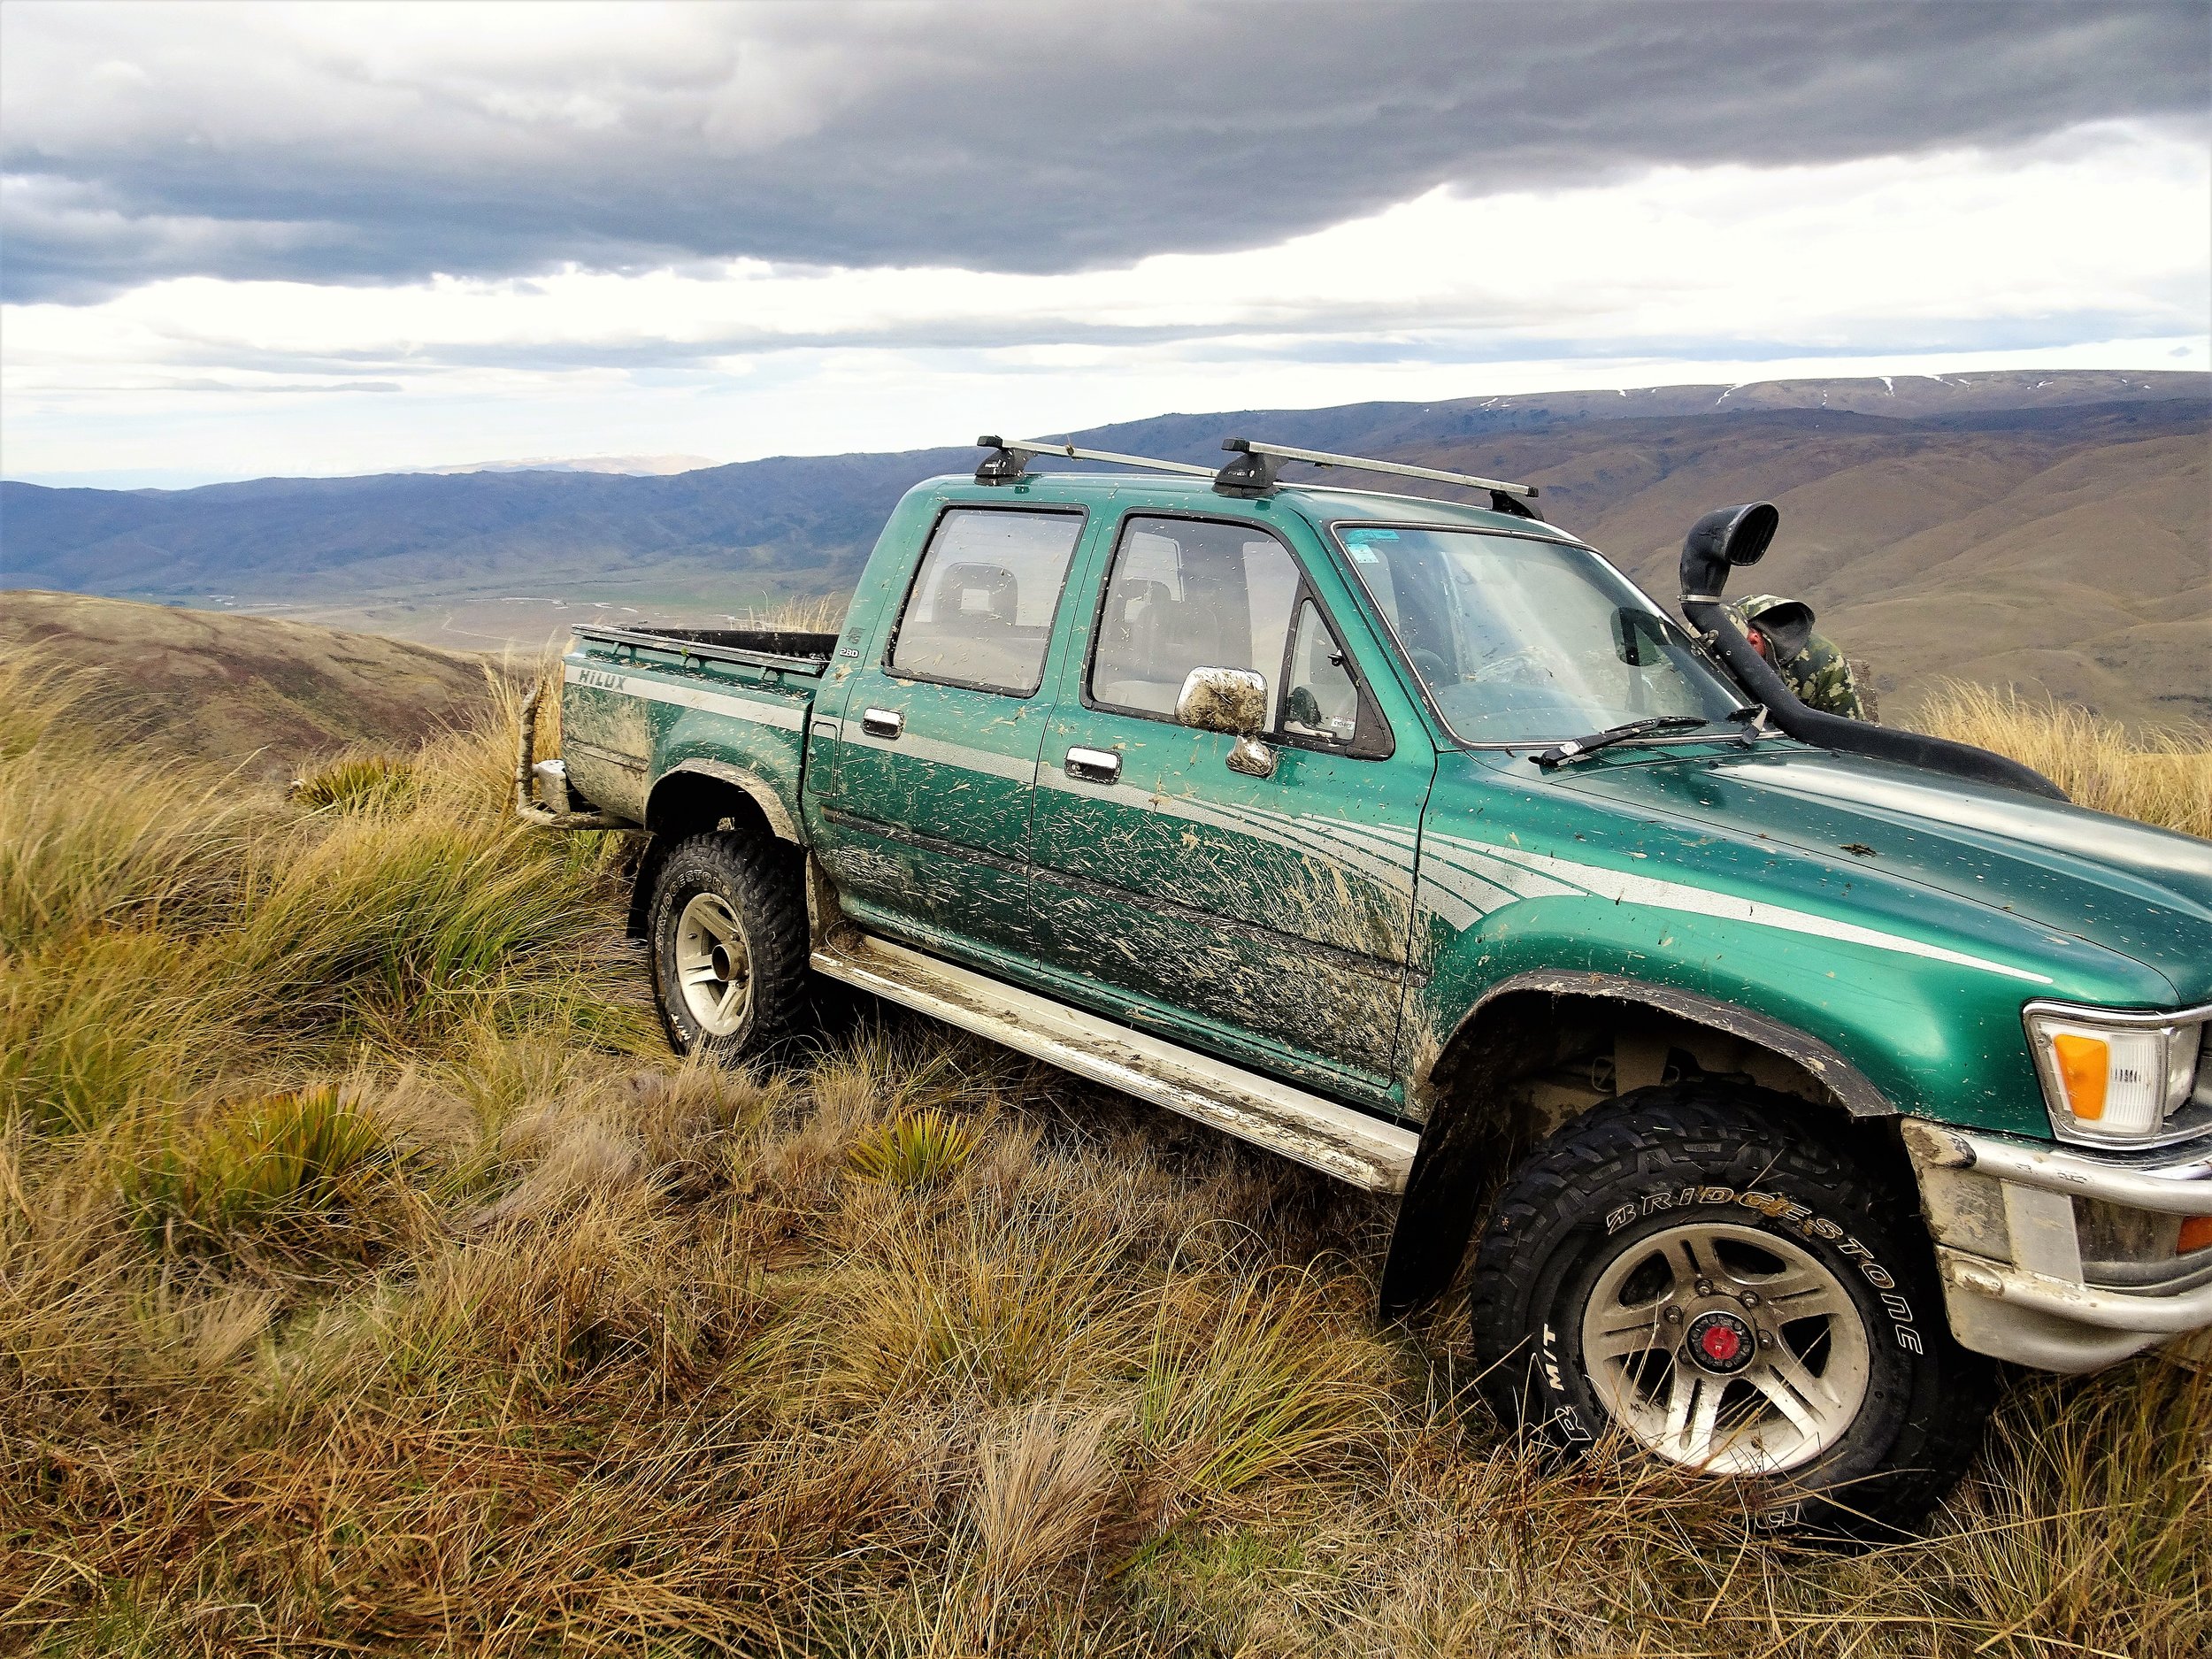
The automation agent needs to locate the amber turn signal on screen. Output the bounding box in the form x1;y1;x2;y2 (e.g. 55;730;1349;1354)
2051;1032;2110;1122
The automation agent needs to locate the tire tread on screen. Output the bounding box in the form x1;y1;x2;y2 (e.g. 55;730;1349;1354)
647;830;813;1057
1471;1086;1992;1537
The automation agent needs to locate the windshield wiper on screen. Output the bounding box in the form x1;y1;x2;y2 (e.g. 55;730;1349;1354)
1531;715;1709;769
1727;703;1772;747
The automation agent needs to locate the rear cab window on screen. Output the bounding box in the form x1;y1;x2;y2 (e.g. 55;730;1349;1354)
888;507;1085;696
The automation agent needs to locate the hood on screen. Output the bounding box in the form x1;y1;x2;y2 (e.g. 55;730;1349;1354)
1545;743;2212;1002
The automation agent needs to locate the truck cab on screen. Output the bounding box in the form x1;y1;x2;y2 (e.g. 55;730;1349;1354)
539;439;2212;1537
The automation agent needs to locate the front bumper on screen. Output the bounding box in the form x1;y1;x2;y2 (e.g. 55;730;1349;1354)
1903;1118;2212;1372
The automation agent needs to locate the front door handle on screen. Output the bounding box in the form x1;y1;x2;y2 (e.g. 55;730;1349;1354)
1064;746;1121;784
861;707;904;740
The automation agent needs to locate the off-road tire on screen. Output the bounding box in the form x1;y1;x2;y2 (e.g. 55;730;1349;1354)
1470;1087;1993;1539
646;831;813;1060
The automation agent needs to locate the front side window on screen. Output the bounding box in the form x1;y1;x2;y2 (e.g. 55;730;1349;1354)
1334;525;1742;743
889;508;1083;695
1284;600;1359;744
1089;517;1301;721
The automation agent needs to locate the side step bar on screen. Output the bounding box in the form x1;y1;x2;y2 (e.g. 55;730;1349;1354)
810;933;1418;1193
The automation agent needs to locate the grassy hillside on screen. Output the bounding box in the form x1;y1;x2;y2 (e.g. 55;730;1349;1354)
5;370;2207;726
0;590;495;780
1432;402;2211;728
4;633;2208;1652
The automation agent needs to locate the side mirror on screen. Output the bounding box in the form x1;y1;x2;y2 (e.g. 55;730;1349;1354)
1174;666;1276;779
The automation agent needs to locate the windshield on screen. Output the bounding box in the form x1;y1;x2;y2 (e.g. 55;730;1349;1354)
1333;524;1744;744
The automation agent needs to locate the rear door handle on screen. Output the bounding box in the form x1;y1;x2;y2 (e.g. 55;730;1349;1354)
1064;746;1121;784
861;707;904;740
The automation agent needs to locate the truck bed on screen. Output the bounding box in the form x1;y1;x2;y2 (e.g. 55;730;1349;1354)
570;621;839;672
558;622;829;827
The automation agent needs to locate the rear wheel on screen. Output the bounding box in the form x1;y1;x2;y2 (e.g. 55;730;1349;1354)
1471;1087;1993;1538
647;831;811;1059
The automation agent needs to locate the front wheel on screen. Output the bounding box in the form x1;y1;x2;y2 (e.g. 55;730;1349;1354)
646;831;812;1059
1470;1087;1993;1538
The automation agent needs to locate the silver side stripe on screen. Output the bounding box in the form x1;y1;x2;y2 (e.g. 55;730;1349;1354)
1479;844;2055;985
563;661;808;732
1213;803;1418;899
1419;832;1581;903
1386;822;2051;984
849;727;1041;783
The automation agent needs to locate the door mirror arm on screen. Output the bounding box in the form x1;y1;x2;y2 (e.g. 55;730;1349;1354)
1173;666;1278;779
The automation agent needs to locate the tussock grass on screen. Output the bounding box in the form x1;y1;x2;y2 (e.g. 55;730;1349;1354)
5;660;2208;1656
848;1108;981;1187
291;751;416;812
122;1084;388;1248
736;590;849;635
1916;680;2212;838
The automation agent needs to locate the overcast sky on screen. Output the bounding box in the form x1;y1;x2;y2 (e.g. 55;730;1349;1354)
3;0;2207;487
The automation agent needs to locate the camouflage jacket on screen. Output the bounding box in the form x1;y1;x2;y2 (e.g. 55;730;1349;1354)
1723;594;1868;720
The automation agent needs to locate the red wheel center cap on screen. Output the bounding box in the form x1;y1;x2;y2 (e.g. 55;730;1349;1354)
1686;1310;1755;1374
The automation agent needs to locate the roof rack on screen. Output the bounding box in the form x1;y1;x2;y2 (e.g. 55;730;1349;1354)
975;434;1217;485
1215;437;1542;518
971;433;1545;521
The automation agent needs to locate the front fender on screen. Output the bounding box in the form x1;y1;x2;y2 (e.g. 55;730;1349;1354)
1404;754;2171;1141
1404;884;2056;1140
1381;964;1899;1319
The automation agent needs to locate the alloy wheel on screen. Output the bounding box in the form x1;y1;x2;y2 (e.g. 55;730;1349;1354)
1578;1220;1870;1475
674;891;753;1036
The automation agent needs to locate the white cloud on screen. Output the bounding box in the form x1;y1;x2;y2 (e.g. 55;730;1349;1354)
3;123;2205;484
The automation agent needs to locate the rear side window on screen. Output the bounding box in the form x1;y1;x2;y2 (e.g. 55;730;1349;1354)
888;508;1084;695
1089;516;1301;722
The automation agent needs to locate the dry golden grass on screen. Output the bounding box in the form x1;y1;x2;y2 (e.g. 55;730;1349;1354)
4;658;2208;1656
1914;680;2212;839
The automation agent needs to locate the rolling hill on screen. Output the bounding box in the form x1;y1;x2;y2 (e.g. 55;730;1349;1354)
0;590;495;778
3;369;2205;725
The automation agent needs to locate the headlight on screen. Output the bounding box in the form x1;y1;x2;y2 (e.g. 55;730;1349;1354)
2025;1002;2209;1146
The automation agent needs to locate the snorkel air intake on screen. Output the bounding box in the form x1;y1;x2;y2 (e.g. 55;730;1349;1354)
1678;503;2066;800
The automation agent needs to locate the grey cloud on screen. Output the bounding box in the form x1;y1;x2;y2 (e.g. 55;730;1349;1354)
4;0;2203;303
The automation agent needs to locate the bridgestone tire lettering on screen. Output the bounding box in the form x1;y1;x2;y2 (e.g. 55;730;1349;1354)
1470;1085;1994;1540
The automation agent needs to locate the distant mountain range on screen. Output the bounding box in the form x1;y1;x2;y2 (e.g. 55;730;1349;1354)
3;368;2205;726
416;454;719;476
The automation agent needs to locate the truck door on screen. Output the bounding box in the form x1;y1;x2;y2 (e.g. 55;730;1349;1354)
812;502;1087;956
1030;511;1435;1093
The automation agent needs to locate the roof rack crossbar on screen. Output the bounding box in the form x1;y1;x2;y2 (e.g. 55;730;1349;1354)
975;434;1217;485
1218;437;1538;500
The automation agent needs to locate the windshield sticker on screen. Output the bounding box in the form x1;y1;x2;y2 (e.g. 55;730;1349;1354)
1342;526;1398;564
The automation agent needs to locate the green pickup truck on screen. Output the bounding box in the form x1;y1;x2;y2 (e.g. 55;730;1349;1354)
520;434;2212;1533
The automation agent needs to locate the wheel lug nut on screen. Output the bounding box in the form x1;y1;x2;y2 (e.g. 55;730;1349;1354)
1740;1291;1760;1308
1664;1305;1684;1325
1758;1329;1774;1348
1694;1278;1715;1296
